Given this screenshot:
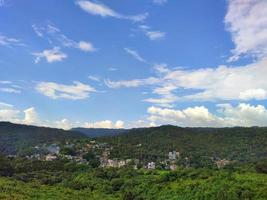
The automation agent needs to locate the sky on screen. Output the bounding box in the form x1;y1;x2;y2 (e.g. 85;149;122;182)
1;0;267;129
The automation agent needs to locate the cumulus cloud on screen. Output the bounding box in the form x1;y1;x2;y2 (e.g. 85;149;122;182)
0;105;20;122
36;81;96;100
107;58;267;106
124;48;146;63
0;104;38;125
83;120;124;129
147;103;267;127
33;47;67;63
23;107;38;125
54;119;73;130
76;0;148;22
225;0;267;61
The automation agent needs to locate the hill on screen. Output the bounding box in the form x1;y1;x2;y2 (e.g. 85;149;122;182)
71;127;128;137
0;121;86;155
97;125;267;165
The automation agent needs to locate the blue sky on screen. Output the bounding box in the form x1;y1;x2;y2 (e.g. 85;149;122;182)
1;0;267;129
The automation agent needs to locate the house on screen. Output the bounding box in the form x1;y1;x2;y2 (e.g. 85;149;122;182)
147;162;155;169
168;150;180;160
47;144;60;155
215;159;230;169
45;154;57;161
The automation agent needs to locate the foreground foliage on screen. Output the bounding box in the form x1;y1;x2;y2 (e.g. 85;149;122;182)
0;157;267;200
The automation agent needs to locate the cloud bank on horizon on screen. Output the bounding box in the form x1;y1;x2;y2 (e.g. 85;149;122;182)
1;0;267;129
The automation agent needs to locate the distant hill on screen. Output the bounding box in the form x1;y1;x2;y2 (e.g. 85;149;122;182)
97;125;267;164
71;127;128;138
0;122;86;155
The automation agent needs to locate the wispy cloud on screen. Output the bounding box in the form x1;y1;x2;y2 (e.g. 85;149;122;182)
0;34;25;47
0;0;5;7
105;77;159;89
139;25;166;40
0;80;21;94
36;81;96;100
153;0;167;6
88;75;100;82
124;48;146;63
76;0;148;22
32;23;96;52
32;47;67;63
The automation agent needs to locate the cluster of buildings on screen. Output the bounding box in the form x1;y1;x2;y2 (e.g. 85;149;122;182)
23;140;231;170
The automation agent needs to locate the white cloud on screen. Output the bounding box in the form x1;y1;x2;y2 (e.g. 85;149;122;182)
54;119;72;130
239;89;267;100
0;102;13;108
83;120;124;129
78;41;96;52
23;107;38;125
0;108;20;122
124;48;146;63
76;0;148;22
115;120;124;128
0;87;21;93
33;47;67;63
225;0;267;61
0;80;12;84
0;104;38;125
105;77;159;89
0;34;24;47
32;24;96;53
147;103;267;127
107;59;267;106
88;75;100;82
36;81;96;100
153;0;167;5
139;25;166;40
145;31;166;40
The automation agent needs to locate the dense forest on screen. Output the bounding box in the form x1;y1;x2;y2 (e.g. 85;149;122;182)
97;125;267;166
0;122;86;155
0;155;267;199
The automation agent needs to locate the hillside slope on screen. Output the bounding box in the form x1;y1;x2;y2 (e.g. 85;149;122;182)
0;122;86;155
72;127;128;137
97;125;267;164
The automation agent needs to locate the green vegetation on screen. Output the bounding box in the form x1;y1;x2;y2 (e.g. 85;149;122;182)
0;122;86;155
0;156;267;199
0;123;267;199
97;125;267;165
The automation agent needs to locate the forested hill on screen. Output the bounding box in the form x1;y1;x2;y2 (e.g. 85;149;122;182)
97;125;267;163
0;122;86;155
71;127;128;137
